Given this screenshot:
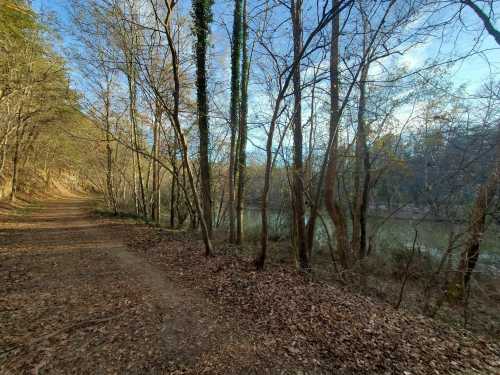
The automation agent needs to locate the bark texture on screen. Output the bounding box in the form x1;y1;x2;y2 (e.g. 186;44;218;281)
228;0;243;243
193;0;214;235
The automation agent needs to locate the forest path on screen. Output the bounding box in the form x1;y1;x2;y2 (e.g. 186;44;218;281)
0;198;237;374
2;198;500;374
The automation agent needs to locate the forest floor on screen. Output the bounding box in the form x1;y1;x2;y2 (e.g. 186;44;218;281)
1;198;499;374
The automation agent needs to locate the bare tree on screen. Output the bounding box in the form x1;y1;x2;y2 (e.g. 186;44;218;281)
236;0;250;244
151;0;213;255
290;0;309;271
228;0;243;243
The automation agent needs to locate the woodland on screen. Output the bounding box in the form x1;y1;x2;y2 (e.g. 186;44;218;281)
1;0;500;373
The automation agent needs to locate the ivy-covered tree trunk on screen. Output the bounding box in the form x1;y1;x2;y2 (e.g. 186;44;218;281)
192;0;213;236
228;0;243;243
236;0;249;245
162;0;213;256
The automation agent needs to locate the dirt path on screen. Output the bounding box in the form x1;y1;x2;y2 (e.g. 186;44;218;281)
0;198;246;374
3;199;499;374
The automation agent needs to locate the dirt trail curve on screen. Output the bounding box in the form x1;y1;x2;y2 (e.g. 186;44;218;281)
0;198;246;374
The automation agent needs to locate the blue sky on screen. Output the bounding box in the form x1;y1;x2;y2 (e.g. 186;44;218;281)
32;0;500;111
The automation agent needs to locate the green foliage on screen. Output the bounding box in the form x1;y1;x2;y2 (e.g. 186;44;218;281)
0;0;99;199
0;0;36;42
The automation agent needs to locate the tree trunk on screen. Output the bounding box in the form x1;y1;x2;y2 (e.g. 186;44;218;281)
451;126;500;299
236;0;249;245
193;0;213;236
256;0;349;269
10;127;21;201
325;0;350;269
352;61;369;260
127;70;147;219
305;75;317;256
228;0;243;243
0;128;10;178
104;94;117;215
291;0;309;271
132;147;139;216
161;0;213;256
151;103;161;224
10;115;26;202
170;167;176;228
121;4;147;219
105;133;116;214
